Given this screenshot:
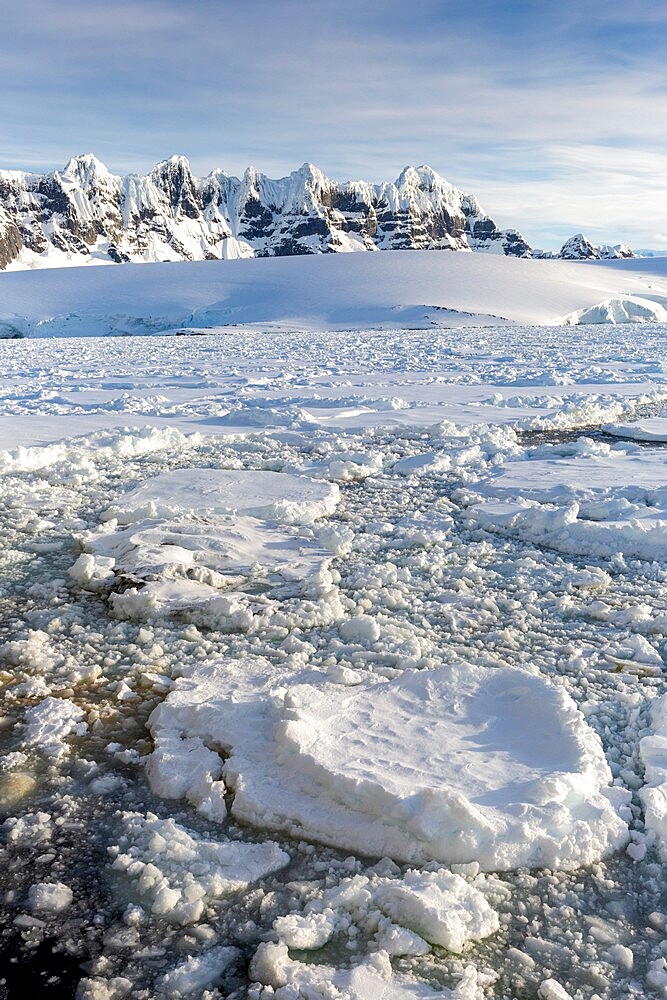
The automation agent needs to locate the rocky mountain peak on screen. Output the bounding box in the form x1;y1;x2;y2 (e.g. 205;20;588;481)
0;154;599;269
558;233;636;261
149;155;200;218
63;153;113;186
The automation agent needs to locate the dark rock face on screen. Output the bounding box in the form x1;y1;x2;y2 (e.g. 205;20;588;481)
0;209;22;268
0;155;536;268
557;233;636;260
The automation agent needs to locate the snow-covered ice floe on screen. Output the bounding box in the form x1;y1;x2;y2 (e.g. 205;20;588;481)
468;446;667;562
605;416;667;442
71;468;342;625
640;695;667;860
147;657;628;870
250;946;484;1000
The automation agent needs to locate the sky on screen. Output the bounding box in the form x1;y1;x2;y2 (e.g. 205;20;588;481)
1;0;666;250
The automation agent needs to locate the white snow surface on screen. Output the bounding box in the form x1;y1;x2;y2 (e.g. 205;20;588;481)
0;251;666;339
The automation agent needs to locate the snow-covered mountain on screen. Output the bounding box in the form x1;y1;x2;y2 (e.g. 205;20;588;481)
556;233;635;261
0;155;534;269
532;234;636;261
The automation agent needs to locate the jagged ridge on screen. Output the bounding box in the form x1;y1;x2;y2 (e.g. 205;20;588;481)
554;233;635;261
0;155;534;269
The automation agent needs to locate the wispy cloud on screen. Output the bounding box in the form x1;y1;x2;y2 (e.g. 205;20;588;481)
0;0;664;248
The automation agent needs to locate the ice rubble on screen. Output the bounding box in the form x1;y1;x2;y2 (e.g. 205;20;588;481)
156;946;240;996
147;657;628;871
108;811;289;925
250;946;484;1000
251;868;500;999
71;469;341;624
107;814;501;997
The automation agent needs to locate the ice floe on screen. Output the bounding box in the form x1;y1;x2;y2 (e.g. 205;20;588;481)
640;694;667;860
71;469;341;624
469;449;667;561
27;880;73;913
147;658;628;870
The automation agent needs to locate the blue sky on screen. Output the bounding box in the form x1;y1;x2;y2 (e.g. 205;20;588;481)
2;0;666;249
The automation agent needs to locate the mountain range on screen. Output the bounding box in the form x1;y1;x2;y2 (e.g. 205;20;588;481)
0;155;635;270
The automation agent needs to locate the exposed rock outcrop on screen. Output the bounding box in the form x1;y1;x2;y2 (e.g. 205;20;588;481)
557;233;635;261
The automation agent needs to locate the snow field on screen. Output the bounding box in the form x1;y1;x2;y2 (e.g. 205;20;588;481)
0;252;666;338
3;321;667;996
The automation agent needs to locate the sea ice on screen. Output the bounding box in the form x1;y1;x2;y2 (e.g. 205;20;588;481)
108;811;289;925
148;658;628;870
250;943;484;998
72;468;340;624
